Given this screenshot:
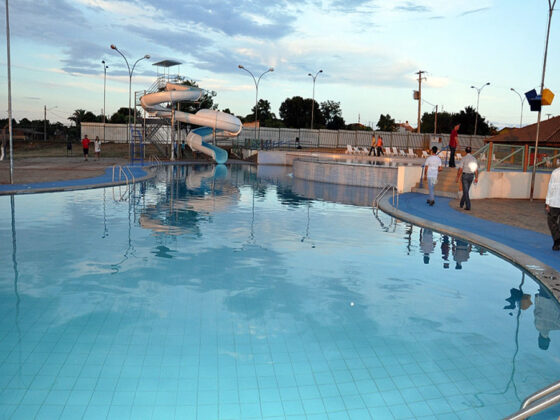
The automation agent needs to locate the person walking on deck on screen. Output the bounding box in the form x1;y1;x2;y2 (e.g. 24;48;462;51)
423;146;442;206
455;146;478;211
546;166;560;250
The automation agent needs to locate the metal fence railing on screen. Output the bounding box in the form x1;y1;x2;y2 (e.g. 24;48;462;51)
81;122;488;152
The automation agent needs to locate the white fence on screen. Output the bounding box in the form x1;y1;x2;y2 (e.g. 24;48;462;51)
81;122;487;152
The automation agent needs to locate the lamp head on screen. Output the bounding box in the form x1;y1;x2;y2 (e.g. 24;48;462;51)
144;54;150;59
470;85;475;89
319;69;323;73
308;73;312;76
268;67;274;72
102;60;105;64
238;64;244;69
110;44;117;50
485;82;490;86
510;87;514;91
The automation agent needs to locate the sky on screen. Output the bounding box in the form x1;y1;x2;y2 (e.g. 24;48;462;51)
0;0;559;130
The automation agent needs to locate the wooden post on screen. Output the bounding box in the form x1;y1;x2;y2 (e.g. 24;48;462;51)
486;142;493;172
523;144;529;172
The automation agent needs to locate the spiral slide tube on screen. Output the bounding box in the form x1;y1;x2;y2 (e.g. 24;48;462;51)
140;83;242;163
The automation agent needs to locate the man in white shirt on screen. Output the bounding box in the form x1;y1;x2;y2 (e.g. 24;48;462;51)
545;167;560;250
423;146;442;206
455;146;479;211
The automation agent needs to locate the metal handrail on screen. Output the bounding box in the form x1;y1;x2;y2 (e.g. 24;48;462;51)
373;184;398;214
504;380;560;419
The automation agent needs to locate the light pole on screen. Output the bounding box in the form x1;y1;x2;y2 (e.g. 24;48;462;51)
471;82;490;135
43;105;57;142
110;44;150;155
308;70;323;129
238;64;274;143
102;60;108;141
510;88;526;128
5;0;14;182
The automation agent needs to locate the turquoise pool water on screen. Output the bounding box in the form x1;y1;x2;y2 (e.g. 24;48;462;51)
0;164;559;420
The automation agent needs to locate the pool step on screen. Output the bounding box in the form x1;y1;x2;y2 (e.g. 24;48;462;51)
411;167;461;198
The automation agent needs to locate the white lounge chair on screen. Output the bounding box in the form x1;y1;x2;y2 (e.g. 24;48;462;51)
407;148;416;158
345;145;354;154
455;153;462;161
352;146;363;154
384;147;392;156
399;149;407;157
361;147;370;155
391;147;399;156
421;150;429;158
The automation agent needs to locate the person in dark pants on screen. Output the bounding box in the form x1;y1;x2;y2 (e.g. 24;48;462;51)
449;124;460;167
376;136;384;156
368;134;376;156
455;146;478;211
545;166;560;250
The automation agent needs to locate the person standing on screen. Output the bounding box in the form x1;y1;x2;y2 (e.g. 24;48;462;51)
545;166;560;250
423;146;442;206
449;124;460;167
368;134;376;156
94;136;101;160
376;135;384;156
455;146;479;211
81;134;90;161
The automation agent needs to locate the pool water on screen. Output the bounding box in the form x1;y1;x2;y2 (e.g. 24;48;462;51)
0;164;559;420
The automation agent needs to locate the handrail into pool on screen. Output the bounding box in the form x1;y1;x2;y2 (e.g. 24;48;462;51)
504;380;560;419
373;184;398;214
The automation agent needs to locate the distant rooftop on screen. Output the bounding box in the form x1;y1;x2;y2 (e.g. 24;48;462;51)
152;60;182;68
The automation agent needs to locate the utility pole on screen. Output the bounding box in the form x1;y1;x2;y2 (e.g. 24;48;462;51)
44;105;47;142
415;70;426;133
434;105;438;134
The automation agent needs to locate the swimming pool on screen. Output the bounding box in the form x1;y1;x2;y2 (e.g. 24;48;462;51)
0;164;559;419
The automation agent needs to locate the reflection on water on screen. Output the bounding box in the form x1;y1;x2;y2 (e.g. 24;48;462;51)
1;164;560;419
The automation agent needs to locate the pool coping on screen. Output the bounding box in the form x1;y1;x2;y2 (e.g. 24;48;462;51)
378;194;560;302
0;165;156;195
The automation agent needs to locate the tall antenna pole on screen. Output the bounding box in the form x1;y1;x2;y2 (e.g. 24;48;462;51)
416;71;426;133
530;0;556;200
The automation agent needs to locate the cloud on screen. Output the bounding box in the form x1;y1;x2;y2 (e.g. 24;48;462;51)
394;2;431;13
459;7;490;17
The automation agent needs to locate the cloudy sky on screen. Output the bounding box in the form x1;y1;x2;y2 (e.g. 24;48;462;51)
0;0;559;129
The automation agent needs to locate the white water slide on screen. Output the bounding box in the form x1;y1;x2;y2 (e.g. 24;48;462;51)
140;83;242;164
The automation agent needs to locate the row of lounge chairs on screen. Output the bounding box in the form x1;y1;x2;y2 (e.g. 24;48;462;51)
345;145;418;158
345;145;464;162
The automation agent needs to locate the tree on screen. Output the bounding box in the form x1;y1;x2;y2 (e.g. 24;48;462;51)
376;114;397;132
279;96;324;128
420;106;496;135
109;107;133;124
247;99;277;124
320;100;345;129
68;109;87;126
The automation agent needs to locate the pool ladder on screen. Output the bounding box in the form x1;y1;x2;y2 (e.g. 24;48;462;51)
504;380;560;419
111;165;135;201
373;184;398;214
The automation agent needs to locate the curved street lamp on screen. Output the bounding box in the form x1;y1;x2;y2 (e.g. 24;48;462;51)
238;65;274;143
308;70;323;130
471;82;490;135
110;44;150;153
102;60;109;141
510;88;526;128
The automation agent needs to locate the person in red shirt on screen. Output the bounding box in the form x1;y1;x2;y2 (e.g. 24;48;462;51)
81;134;90;161
376;135;384;156
448;124;460;167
